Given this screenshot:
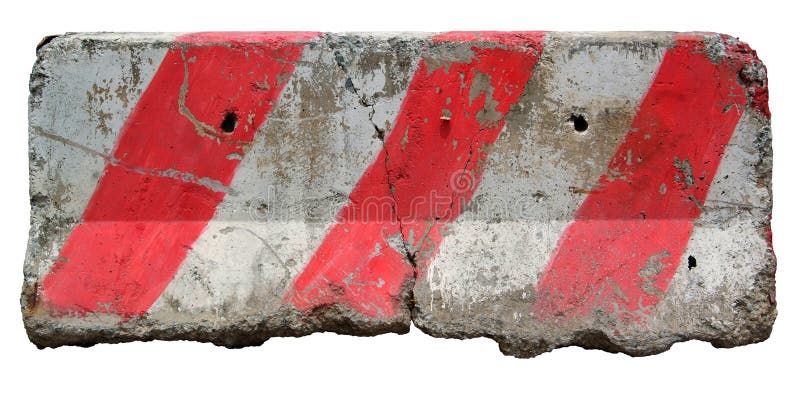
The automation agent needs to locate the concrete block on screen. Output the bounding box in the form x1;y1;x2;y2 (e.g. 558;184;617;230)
23;32;774;357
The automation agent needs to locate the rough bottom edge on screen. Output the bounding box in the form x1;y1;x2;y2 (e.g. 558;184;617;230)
411;315;776;359
23;304;410;349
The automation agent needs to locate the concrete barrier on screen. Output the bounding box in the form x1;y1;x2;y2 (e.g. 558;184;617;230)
23;32;775;357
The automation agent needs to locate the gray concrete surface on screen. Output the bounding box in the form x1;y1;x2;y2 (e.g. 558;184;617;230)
23;32;774;357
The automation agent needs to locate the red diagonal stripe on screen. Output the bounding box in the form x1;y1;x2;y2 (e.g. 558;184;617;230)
533;35;750;321
286;32;545;317
41;32;318;317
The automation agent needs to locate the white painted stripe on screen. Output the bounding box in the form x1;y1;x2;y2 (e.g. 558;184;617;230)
422;35;669;309
27;37;170;278
149;42;420;319
656;109;772;314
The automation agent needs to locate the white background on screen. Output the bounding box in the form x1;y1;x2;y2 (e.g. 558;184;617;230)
1;1;797;391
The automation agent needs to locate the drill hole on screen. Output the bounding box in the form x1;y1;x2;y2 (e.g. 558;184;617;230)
570;114;588;132
220;111;238;134
688;255;697;270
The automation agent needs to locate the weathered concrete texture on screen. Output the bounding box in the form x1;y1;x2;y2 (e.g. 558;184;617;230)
23;32;774;357
411;32;775;357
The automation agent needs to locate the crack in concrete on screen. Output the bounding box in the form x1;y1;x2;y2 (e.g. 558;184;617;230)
32;126;235;195
178;49;218;140
332;49;419;308
177;48;248;147
332;49;386;140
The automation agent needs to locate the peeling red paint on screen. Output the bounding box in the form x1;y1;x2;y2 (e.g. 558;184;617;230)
37;31;765;323
719;34;770;119
533;35;748;321
40;32;317;317
285;32;546;317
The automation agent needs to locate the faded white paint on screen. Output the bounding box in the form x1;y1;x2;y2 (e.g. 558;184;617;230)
27;34;169;280
422;36;668;309
149;42;419;320
24;33;773;355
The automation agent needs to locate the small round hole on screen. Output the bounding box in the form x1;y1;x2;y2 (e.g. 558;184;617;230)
220;111;238;134
570;114;588;132
688;255;697;270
